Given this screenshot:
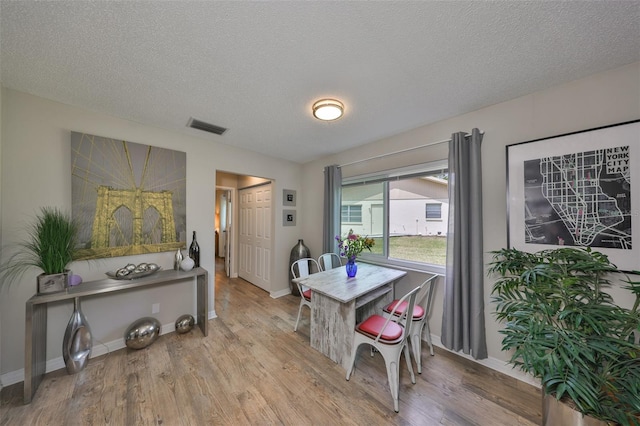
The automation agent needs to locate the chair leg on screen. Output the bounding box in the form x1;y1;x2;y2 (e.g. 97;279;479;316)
383;352;401;412
410;332;422;374
294;302;304;332
424;320;434;356
346;342;361;381
403;343;416;384
412;321;431;374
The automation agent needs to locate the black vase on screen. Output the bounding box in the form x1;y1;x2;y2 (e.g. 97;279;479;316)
189;231;200;267
289;239;310;296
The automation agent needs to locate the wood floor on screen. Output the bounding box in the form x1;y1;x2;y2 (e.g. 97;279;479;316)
1;259;542;425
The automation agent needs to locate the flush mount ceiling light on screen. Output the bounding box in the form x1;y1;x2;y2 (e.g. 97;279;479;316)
312;99;344;121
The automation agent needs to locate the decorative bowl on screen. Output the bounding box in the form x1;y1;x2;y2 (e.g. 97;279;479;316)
106;263;161;280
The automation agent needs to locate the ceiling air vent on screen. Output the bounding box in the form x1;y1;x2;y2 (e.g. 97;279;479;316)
187;117;227;135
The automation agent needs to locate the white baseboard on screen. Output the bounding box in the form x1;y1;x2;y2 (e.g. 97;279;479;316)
270;288;292;299
2;323;540;391
1;319;192;387
1;368;24;389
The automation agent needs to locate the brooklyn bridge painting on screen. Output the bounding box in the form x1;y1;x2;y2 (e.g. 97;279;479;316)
71;132;186;260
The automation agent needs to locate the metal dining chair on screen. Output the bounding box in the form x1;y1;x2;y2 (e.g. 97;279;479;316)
318;253;341;271
290;258;320;332
346;285;421;412
382;274;438;374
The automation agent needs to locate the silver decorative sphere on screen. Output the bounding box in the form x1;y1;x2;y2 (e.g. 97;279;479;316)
124;317;161;350
175;314;195;334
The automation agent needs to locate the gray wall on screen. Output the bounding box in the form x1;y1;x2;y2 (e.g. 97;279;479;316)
0;89;302;383
1;62;638;387
300;61;640;380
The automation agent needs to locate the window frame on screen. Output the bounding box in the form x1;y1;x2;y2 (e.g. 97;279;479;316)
341;159;448;275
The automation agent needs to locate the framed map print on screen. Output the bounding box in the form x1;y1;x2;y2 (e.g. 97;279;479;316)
506;120;640;272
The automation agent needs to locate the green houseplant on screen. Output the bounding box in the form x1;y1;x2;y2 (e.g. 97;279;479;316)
489;247;639;426
1;206;79;293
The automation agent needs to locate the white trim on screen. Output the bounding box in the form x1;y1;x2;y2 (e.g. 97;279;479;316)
1;321;539;393
270;288;292;299
342;158;449;185
0;319;199;387
359;258;446;277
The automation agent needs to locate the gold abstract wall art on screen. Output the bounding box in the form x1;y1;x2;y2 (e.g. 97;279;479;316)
71;132;186;260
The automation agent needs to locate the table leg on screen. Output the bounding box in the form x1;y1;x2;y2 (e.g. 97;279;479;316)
24;302;47;404
196;270;208;337
310;293;355;369
310;283;395;371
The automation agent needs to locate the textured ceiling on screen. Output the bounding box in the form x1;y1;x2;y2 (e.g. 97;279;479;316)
1;1;639;163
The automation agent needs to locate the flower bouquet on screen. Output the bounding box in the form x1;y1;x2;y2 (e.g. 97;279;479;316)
335;229;375;277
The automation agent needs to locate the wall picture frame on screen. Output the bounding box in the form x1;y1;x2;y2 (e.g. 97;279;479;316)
71;132;187;260
506;119;639;272
283;189;296;206
283;209;297;226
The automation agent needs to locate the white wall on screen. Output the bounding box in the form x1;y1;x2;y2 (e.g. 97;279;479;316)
0;89;302;381
300;62;640;376
1;62;638;387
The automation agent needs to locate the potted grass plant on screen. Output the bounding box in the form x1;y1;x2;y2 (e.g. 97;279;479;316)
1;206;79;293
488;247;640;426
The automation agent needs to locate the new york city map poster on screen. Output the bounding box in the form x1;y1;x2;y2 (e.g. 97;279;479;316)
506;120;640;272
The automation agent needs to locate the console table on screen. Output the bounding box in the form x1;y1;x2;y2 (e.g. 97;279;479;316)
24;267;208;404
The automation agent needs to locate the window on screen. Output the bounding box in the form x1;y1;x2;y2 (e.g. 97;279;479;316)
425;203;442;219
341;205;362;223
340;160;448;271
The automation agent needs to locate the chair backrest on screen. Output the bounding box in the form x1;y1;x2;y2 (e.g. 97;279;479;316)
318;253;341;271
374;285;421;344
291;258;320;295
291;258;319;279
415;274;438;317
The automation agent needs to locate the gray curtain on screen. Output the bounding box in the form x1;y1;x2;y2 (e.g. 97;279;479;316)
323;165;342;253
441;128;487;360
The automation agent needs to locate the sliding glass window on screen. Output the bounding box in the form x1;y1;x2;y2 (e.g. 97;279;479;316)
341;160;448;272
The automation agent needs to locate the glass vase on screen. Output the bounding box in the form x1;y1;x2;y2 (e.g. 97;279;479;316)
346;257;357;278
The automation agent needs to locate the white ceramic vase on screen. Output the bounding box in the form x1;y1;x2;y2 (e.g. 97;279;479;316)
180;257;195;271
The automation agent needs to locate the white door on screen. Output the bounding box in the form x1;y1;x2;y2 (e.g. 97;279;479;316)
219;193;227;257
224;190;232;277
238;183;272;291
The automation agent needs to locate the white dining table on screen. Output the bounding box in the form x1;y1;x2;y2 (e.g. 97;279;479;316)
292;262;407;370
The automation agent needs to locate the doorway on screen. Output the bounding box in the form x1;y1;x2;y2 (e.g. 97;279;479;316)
216;171;274;292
238;182;272;292
216;188;233;277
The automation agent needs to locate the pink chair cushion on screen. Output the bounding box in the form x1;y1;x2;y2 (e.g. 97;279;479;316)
356;314;403;341
302;289;312;301
383;300;425;319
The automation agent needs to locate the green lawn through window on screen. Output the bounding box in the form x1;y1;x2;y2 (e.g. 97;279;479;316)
369;235;447;266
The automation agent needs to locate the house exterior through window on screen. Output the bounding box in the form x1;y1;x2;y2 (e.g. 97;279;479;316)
340;160;448;271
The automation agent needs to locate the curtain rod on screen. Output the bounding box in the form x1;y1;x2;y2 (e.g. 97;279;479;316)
338;130;483;168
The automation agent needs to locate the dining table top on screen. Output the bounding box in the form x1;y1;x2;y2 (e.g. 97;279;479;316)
292;262;407;303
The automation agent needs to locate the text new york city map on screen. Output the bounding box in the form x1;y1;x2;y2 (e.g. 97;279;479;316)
523;145;631;249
